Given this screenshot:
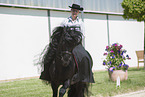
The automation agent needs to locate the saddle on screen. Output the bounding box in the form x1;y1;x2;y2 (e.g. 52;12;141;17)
72;44;95;83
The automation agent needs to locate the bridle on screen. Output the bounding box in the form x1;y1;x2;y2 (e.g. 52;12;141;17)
60;51;72;62
61;51;72;55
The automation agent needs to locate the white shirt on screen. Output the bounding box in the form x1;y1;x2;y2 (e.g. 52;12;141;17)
61;16;84;35
61;16;85;46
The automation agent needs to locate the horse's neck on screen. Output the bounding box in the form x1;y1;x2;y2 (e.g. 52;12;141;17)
55;61;63;72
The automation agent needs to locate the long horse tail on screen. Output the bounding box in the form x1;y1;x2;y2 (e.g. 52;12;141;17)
68;82;91;97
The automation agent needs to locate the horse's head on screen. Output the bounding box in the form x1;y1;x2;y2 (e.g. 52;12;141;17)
53;26;82;67
60;51;72;67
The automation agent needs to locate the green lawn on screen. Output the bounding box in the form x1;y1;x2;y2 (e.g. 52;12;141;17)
0;67;145;97
91;67;145;97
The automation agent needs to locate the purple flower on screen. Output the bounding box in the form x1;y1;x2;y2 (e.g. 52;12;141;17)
108;67;115;72
122;56;125;59
112;56;115;59
120;45;123;48
119;63;122;67
114;44;118;47
106;46;109;49
121;51;124;55
103;53;108;55
103;43;130;71
123;64;129;70
107;61;112;65
128;57;131;59
103;62;106;65
110;50;114;53
118;50;120;54
126;55;129;58
112;43;117;47
126;55;131;59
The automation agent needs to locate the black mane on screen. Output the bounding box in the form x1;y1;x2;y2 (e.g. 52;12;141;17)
39;26;83;82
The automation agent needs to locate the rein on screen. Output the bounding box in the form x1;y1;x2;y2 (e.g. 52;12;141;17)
72;53;79;71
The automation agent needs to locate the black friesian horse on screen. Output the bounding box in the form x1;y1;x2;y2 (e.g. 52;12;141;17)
39;26;94;97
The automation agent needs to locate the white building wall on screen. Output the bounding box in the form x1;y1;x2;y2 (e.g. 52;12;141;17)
84;13;108;70
50;11;70;33
0;7;49;80
109;15;144;68
0;8;144;80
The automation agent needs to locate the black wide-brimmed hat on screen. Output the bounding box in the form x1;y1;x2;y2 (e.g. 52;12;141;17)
69;4;84;11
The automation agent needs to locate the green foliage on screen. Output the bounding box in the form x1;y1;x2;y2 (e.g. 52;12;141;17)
103;43;131;72
121;0;145;21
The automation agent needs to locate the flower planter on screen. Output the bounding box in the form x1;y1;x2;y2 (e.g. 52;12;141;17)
108;70;128;81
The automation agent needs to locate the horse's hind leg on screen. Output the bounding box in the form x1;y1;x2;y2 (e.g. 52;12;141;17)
59;79;70;97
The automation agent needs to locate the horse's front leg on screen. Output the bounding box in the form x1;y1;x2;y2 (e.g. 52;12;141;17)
59;79;70;97
51;82;59;97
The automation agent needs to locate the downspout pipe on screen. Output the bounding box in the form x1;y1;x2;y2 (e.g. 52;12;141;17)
106;14;110;46
80;0;85;47
47;10;51;42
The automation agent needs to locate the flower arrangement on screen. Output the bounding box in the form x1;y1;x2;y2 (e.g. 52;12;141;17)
103;43;131;72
